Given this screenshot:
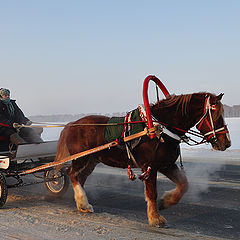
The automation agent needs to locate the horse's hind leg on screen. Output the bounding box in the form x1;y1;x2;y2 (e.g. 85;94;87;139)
144;169;167;227
68;157;98;213
159;164;188;210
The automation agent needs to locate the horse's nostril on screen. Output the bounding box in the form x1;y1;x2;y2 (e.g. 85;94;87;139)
226;142;231;148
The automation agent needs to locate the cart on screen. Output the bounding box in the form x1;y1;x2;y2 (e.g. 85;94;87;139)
0;140;69;207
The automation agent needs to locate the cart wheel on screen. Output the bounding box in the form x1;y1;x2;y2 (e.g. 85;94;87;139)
44;169;69;197
0;173;8;207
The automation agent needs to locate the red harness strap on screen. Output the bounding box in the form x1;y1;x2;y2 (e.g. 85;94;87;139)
121;112;130;138
127;165;152;181
0;122;11;128
197;117;213;133
127;165;136;181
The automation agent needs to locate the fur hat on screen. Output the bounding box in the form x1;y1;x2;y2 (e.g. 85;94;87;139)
0;88;10;97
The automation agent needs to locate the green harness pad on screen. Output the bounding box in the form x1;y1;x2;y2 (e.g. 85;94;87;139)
104;108;145;142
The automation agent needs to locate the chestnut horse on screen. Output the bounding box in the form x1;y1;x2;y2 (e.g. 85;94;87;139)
55;92;231;227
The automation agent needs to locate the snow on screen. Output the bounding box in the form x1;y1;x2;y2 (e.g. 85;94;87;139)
224;117;240;149
41;123;65;142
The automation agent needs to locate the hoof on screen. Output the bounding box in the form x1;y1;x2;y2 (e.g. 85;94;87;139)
150;221;168;228
149;215;167;228
79;204;94;213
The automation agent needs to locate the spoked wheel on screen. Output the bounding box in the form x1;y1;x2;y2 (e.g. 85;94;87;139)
0;173;8;207
44;169;69;197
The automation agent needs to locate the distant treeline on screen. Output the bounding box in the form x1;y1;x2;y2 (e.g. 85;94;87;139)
223;105;240;117
29;105;240;122
29;112;126;122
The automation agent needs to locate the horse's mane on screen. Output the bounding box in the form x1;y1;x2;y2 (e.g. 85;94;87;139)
152;92;224;119
152;94;193;115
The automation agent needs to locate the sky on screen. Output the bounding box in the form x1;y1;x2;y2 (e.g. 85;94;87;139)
0;0;239;116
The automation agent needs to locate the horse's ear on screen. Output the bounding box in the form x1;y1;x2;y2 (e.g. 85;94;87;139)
216;93;224;102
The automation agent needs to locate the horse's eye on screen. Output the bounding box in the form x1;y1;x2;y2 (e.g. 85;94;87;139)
210;105;217;111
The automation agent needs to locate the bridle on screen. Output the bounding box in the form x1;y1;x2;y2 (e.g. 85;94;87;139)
195;95;228;144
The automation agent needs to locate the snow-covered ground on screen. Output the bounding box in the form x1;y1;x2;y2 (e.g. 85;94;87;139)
224;117;240;149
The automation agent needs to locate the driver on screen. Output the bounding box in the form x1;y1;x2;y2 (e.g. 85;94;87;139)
0;88;43;145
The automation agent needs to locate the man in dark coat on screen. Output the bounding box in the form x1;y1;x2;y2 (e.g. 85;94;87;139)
0;88;43;145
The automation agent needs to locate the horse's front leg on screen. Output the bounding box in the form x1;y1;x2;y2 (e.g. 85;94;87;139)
159;164;188;210
144;169;167;227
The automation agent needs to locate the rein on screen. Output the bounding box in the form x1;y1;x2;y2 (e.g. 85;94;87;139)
15;121;147;128
17;95;228;147
16;122;205;147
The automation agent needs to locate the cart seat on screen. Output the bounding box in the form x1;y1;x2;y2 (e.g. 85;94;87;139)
14;141;58;160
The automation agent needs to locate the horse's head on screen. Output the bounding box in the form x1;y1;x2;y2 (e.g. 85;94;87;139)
150;92;231;151
196;93;231;151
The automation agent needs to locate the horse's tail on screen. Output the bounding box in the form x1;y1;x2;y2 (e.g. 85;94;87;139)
54;127;70;171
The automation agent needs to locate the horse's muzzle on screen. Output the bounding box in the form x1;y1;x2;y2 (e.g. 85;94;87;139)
212;139;231;151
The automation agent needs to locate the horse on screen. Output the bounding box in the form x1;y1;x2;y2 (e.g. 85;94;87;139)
55;92;231;227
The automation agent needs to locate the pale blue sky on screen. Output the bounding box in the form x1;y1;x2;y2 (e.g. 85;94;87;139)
0;0;239;116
